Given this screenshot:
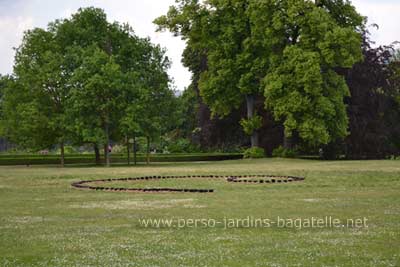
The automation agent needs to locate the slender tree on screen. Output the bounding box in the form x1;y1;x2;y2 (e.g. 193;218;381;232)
120;45;174;164
1;28;73;166
68;46;125;167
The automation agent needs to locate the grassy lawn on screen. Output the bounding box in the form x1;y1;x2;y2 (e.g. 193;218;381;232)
0;158;399;266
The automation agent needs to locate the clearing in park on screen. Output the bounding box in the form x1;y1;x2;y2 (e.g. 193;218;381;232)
0;158;399;266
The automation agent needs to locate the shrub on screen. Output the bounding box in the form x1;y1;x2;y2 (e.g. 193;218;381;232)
167;138;191;153
166;138;201;153
240;115;263;135
243;147;265;159
272;146;298;158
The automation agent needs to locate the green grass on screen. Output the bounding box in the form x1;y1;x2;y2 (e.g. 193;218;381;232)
104;178;227;190
0;158;399;266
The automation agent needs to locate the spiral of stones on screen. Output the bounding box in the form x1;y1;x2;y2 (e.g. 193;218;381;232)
71;174;305;193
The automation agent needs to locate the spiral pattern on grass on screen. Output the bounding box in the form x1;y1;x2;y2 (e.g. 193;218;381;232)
71;174;305;193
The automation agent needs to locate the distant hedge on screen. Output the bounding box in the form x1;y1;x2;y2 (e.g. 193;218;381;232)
0;153;242;165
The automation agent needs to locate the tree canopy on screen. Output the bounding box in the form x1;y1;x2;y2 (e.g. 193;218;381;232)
155;0;364;149
0;7;175;166
1;3;398;162
262;0;364;146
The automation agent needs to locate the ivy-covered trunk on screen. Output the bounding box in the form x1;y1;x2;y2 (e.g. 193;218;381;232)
246;94;259;147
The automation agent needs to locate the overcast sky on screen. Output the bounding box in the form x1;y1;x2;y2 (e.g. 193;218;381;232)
0;0;399;91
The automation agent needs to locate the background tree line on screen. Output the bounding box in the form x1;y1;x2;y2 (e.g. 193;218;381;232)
0;8;178;166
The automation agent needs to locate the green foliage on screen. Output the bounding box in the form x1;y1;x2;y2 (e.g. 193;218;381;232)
0;75;55;150
164;138;201;153
261;0;363;146
174;86;199;138
155;0;269;145
272;146;298;158
240;115;263;136
119;41;176;150
1;7;176;166
243;147;265;159
155;0;364;148
265;46;352;145
68;45;126;145
166;138;190;153
0;27;69;151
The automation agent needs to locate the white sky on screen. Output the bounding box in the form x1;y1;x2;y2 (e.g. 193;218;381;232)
0;0;399;91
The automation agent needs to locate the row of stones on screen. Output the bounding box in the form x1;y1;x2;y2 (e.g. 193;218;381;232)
71;174;305;193
226;176;305;184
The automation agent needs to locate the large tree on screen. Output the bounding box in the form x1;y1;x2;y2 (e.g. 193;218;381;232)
155;1;245;150
262;0;363;147
155;0;267;147
62;8;174;166
342;31;400;158
56;8;124;165
155;0;363;149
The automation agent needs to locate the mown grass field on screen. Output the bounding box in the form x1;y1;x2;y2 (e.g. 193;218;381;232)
0;158;399;266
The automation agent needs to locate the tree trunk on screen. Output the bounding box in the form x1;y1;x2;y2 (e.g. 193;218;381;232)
104;123;110;167
283;135;293;150
60;141;65;167
133;136;137;165
94;144;101;165
146;136;150;165
126;137;130;165
246;94;259;147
